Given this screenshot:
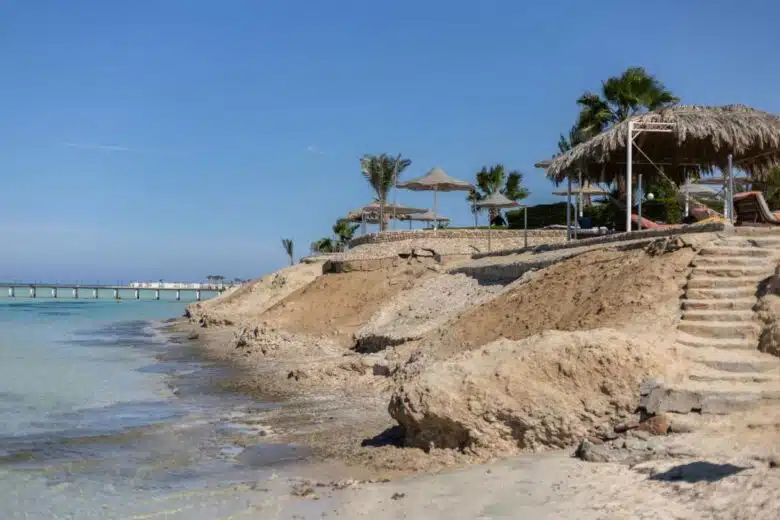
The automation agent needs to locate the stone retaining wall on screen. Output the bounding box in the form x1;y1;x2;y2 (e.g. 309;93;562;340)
470;222;728;260
348;229;567;248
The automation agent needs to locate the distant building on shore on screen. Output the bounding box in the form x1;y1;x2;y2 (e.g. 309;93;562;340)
128;281;228;290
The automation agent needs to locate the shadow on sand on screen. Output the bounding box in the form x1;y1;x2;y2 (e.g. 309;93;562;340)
650;461;748;483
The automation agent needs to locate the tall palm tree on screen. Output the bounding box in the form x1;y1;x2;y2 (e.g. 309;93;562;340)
281;238;294;265
359;153;412;231
467;164;529;225
576;67;679;137
332;219;359;251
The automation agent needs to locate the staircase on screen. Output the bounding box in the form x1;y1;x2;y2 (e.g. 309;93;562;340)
642;228;780;415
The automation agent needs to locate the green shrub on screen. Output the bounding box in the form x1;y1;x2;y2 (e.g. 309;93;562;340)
641;197;681;225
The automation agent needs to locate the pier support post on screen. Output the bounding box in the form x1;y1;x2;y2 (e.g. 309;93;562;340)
93;289;99;299
175;289;181;301
113;289;119;300
29;287;36;298
51;288;57;298
9;287;14;298
134;289;140;300
196;290;201;301
73;288;78;299
155;290;160;301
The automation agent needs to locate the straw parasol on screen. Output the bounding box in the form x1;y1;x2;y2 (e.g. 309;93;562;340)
346;202;428;232
398;210;451;229
551;183;610;196
475;192;520;252
545;105;780;185
397;167;473;228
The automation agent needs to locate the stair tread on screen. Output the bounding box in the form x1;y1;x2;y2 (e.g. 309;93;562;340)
676;332;756;348
688;367;780;383
660;379;780;394
682;298;756;306
679;320;760;329
682;309;755;316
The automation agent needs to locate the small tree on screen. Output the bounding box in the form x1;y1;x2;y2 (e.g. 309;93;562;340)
312;237;336;254
468;164;529;225
333;219;359;251
281;238;294;265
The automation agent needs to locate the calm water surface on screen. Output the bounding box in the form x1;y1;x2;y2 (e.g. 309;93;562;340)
0;299;312;519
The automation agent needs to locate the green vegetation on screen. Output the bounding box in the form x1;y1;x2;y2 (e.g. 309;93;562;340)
467;164;529;226
312;219;360;254
281;238;294;265
359;153;412;231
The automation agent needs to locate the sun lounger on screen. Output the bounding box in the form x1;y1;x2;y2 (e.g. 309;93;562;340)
733;191;780;226
631;214;665;229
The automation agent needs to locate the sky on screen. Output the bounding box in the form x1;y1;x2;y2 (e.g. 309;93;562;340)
2;0;779;283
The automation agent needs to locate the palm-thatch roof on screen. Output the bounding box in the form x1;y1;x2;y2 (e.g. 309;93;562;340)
545;104;780;185
475;192;521;209
397;167;473;191
397;210;451;222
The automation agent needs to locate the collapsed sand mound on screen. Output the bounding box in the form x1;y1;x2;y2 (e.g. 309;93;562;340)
186;260;326;324
389;329;672;457
259;263;434;345
354;273;511;352
426;245;694;355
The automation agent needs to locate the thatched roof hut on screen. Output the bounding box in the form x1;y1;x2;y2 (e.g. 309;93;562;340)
545;104;780;185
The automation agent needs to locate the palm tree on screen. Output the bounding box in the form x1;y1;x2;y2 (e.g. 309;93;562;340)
332;219;359;251
359;153;412;231
281;238;294;265
312;237;337;254
576;67;679;138
467;164;529;225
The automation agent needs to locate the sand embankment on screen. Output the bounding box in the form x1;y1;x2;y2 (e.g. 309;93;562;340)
178;236;718;471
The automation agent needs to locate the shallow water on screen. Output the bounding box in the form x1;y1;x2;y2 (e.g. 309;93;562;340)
0;300;314;519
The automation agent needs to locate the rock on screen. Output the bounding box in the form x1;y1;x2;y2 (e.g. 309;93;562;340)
575;439;619;463
186;332;199;340
391;492;406;500
373;363;392;377
614;421;640;433
769;456;780;469
389;330;663;455
287;369;308;381
639;414;671;435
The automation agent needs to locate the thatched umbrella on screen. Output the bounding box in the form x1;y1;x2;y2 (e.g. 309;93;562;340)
544;105;780;229
397;167;473;228
476;192;521;252
398;210;451;229
346;202;427;234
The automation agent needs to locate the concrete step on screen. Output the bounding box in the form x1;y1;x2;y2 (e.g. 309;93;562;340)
690;265;774;278
688;367;780;384
719;236;780;248
700;246;776;258
687;276;762;289
682;298;756;311
676;331;757;350
733;227;780;237
693;256;772;267
681;309;756;322
685;286;757;300
641;379;780;415
678;321;760;340
679;345;780;373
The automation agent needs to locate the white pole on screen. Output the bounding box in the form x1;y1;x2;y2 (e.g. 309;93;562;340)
391;158;398;230
626;120;634;232
637;173;643;230
566;174;572;241
728;154;735;225
433;189;438;230
578;169;583;218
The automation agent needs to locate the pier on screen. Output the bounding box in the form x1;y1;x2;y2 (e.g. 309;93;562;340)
1;283;225;301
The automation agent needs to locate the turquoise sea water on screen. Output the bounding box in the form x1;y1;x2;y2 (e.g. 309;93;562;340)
0;300;314;519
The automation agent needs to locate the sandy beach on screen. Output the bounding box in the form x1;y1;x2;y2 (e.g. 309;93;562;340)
166;229;780;518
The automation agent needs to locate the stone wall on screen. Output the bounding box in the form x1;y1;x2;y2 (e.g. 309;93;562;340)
348;229;567;249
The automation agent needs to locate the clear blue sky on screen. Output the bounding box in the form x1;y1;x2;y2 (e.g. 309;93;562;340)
2;0;778;282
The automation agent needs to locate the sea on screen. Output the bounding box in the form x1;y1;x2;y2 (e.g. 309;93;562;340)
0;297;324;519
